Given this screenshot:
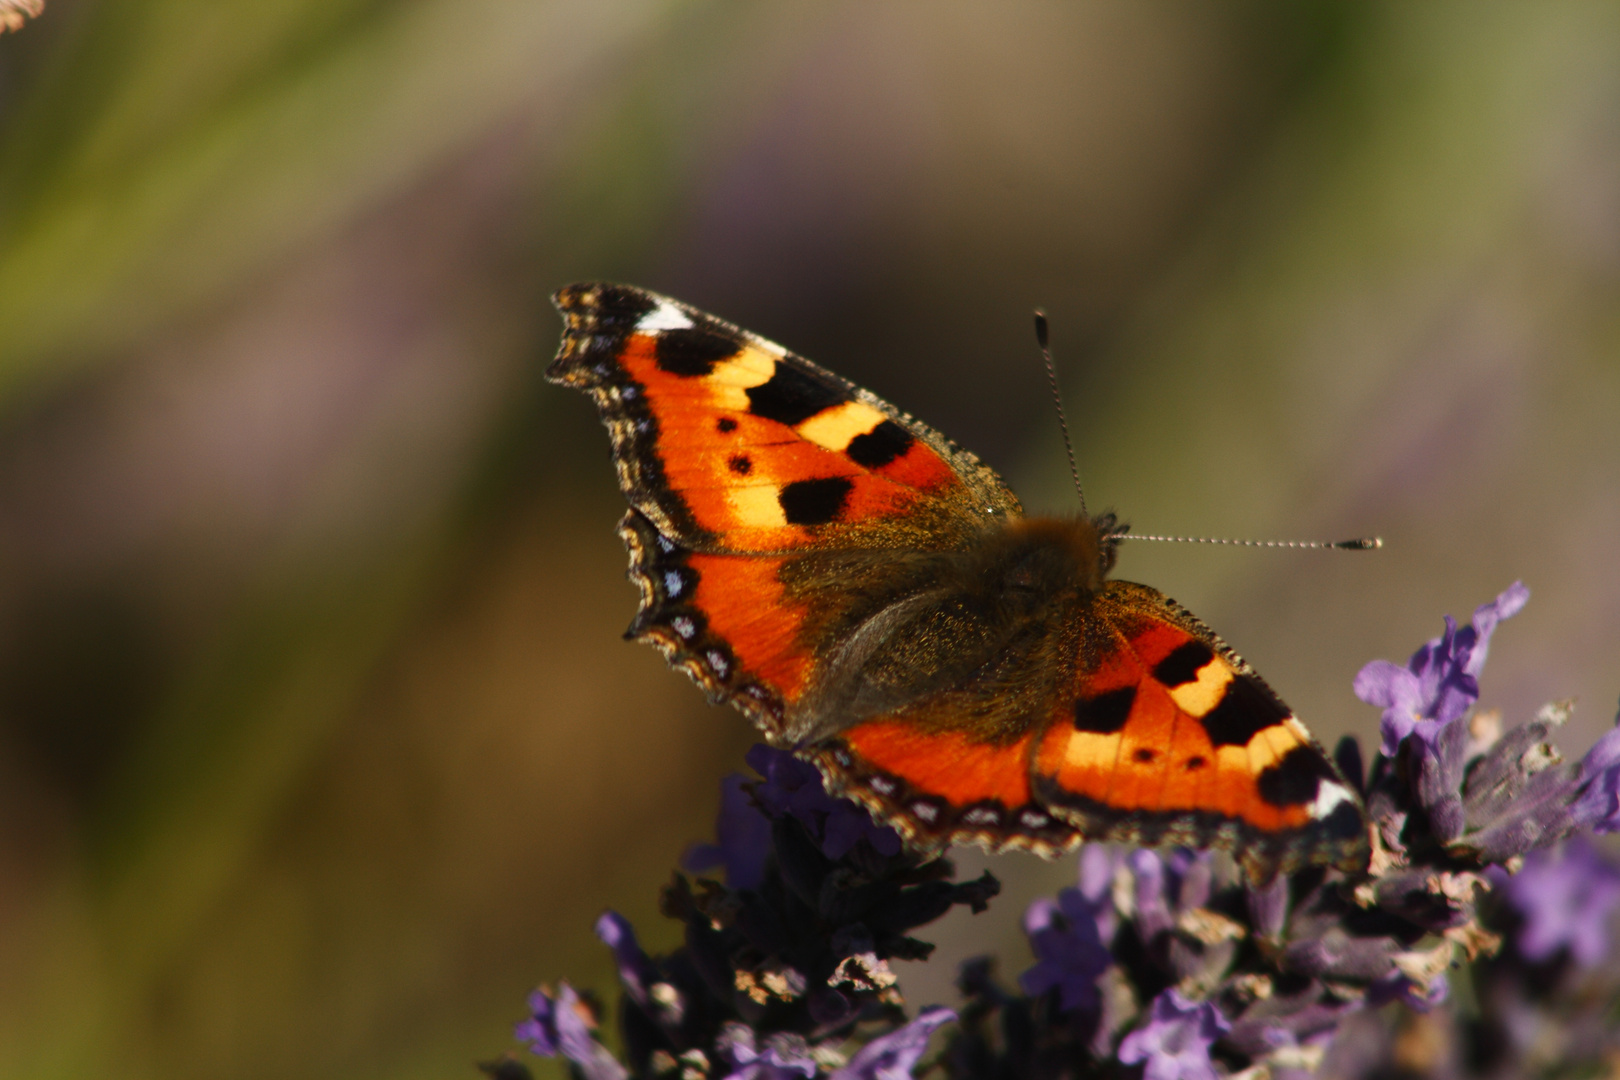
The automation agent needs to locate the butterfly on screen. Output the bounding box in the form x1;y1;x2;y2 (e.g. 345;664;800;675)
547;283;1368;881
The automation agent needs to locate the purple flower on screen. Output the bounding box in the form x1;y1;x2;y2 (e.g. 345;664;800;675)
1117;988;1230;1080
1018;846;1119;1011
1354;582;1529;757
746;745;903;860
1367;970;1450;1012
1130;849;1174;941
1409;707;1470;842
1452;705;1620;863
1503;837;1620;968
515;983;628;1080
715;1024;819;1080
1224;1001;1358;1074
1019;895;1110;1012
1573;714;1620;833
684;773;774;890
594;911;657;1006
514;987;562;1057
1127;847;1212;938
1246;874;1290;940
1077;843;1123;942
829;1006;955;1080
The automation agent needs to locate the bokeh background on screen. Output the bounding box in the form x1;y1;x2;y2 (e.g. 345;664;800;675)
1;2;1618;1078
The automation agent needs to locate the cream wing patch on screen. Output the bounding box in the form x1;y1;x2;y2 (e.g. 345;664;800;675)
1167;656;1234;717
724;484;790;529
696;344;777;410
1245;725;1287;772
796;400;888;453
1063;730;1122;772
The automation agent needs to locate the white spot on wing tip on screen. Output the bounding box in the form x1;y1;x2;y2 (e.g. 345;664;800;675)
638;301;694;332
1312;781;1355;819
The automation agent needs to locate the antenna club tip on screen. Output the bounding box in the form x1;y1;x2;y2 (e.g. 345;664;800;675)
1033;310;1049;348
1334;536;1384;550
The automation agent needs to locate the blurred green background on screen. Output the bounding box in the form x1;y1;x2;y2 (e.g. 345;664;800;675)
1;2;1618;1077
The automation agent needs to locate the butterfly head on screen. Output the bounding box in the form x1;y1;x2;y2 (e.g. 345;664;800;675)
977;513;1129;610
1090;511;1128;575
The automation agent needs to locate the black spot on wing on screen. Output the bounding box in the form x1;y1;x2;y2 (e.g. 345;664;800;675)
747;364;847;426
1133;748;1156;763
845;420;914;468
656;327;741;376
728;455;752;475
1257;745;1337;807
1073;686;1136;734
1201;676;1292;748
1320;799;1364;840
717;417;738;433
778;477;853;525
1153;640;1216;687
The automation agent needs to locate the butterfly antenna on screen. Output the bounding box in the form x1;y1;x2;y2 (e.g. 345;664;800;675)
1118;533;1384;551
1034;310;1088;519
1033;311;1379;552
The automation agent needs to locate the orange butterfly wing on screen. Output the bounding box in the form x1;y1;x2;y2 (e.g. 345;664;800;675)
550;283;1018;738
551;284;1367;878
1029;583;1366;878
807;581;1365;878
549;283;1018;554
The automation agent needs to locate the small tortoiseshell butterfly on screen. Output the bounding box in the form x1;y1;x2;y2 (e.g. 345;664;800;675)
548;283;1368;881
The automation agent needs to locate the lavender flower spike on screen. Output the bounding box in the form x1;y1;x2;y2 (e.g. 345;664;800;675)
1503;838;1620;968
1573;710;1620;833
683;773;773;890
1354;581;1529;757
515;982;628;1080
1117;988;1230;1080
715;1024;819;1080
830;1006;956;1080
745;745;902;860
1018;845;1119;1012
594;911;657;1006
1019;893;1110;1012
514;987;562;1057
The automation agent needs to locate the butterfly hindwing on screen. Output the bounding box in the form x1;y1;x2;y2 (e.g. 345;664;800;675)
812;718;1086;859
620;508;810;739
800;585;1367;877
1031;582;1366;879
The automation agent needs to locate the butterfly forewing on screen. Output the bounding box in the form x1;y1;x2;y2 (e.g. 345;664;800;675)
550;284;1018;554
